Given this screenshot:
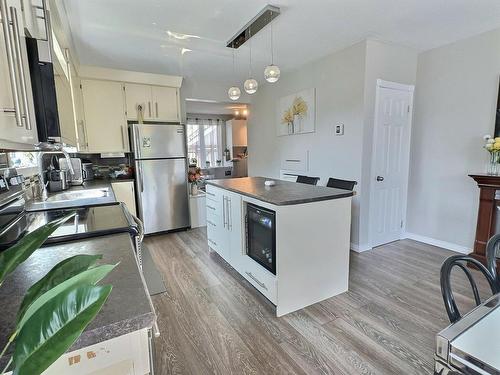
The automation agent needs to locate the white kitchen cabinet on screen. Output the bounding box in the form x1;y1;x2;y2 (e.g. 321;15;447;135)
225;119;247;149
124;83;179;122
124;83;153;121
20;0;46;40
81;79;129;153
151;85;179;122
111;181;137;217
54;73;77;146
69;65;87;151
42;329;151;375
0;0;38;148
206;185;242;267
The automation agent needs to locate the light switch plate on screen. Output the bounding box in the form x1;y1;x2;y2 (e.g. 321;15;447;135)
335;123;344;135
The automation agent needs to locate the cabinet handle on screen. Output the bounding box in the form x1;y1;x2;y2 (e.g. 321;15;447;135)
245;272;267;290
206;191;215;197
207;220;216;227
208;238;217;246
155;102;158;118
148;101;151;117
120;125;126;149
228;197;232;230
207;204;215;211
222;196;229;228
0;0;22;127
10;6;31;130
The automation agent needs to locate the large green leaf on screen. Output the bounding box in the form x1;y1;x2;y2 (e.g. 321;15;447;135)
16;263;117;332
16;254;103;325
12;284;112;375
0;212;76;286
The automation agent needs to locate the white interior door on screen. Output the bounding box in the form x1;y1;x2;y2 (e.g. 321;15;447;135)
370;80;414;248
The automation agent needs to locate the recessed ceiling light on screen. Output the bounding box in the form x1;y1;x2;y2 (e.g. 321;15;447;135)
152;22;157;26
181;48;192;55
167;30;200;40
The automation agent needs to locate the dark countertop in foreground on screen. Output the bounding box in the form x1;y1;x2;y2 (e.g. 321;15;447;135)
0;233;155;368
207;177;354;205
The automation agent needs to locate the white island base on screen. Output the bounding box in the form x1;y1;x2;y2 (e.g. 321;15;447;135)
206;179;352;317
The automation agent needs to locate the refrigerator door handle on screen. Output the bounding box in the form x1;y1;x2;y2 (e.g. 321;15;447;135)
136;162;144;193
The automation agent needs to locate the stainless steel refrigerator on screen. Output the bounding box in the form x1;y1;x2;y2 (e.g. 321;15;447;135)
130;123;190;234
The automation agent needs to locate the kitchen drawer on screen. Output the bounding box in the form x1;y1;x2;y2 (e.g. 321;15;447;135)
206;199;221;218
206;218;220;252
241;256;277;304
206;185;223;202
206;207;221;228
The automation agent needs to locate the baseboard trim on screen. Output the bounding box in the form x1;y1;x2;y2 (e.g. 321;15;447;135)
403;232;471;254
350;243;372;253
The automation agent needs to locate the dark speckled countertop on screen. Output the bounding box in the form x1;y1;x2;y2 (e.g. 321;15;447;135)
0;232;155;368
207;177;354;205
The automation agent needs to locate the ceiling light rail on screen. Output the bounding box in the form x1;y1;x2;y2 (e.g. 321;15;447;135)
226;4;280;49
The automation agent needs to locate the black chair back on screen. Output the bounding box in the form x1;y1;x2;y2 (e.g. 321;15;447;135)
486;233;500;288
326;178;357;191
296;175;320;185
440;255;499;323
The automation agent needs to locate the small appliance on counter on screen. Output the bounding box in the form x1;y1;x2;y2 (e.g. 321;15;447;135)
59;157;84;185
46;169;69;192
82;162;94;181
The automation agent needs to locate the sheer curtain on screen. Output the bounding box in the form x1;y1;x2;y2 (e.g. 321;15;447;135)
186;118;223;167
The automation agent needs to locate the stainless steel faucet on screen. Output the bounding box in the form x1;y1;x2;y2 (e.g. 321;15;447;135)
33;142;75;199
34;142;75;176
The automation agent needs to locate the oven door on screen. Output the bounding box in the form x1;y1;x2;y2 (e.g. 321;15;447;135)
246;203;276;275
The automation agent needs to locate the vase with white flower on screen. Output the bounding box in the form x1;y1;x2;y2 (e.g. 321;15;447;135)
188;167;202;195
484;135;500;175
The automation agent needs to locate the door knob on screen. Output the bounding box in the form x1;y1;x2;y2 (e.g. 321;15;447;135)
376;176;384;181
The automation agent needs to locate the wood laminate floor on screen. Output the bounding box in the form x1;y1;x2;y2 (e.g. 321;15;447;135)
145;228;490;375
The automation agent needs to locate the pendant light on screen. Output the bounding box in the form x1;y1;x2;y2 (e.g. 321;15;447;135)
244;30;258;94
264;11;280;83
228;49;241;101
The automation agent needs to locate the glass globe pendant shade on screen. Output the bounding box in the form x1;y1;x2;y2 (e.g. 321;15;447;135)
264;64;280;83
228;86;241;101
244;78;258;94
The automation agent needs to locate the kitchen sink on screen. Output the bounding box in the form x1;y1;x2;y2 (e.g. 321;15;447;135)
45;188;110;203
26;187;114;212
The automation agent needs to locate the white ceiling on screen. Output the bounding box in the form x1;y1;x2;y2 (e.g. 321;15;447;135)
185;100;248;115
61;0;500;101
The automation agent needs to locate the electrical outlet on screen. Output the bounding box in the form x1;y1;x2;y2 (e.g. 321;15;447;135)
335;123;344;135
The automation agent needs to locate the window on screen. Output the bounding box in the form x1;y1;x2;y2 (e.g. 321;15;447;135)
187;118;223;167
8;152;38;168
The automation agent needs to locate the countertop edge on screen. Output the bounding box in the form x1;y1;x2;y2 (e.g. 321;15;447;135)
206;179;354;205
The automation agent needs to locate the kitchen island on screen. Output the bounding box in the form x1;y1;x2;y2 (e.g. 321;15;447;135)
0;233;155;374
206;177;354;316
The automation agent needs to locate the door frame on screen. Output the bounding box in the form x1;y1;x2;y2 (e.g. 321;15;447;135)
369;79;415;248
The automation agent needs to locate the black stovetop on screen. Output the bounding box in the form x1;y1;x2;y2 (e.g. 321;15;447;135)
0;202;137;251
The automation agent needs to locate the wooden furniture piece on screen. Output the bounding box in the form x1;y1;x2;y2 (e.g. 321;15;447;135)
469;174;500;265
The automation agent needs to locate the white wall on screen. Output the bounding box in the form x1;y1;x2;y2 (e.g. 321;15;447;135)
407;28;500;250
248;41;367;246
247;40;418;249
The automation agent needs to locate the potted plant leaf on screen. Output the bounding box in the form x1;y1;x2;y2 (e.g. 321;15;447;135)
0;212;116;375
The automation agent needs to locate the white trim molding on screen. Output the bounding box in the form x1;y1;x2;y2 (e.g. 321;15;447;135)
403;232;471;254
350;243;373;253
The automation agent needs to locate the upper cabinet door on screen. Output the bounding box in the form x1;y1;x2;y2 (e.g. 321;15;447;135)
21;0;46;39
54;73;77;146
81;79;128;153
124;83;154;121
0;0;38;148
151;86;179;122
